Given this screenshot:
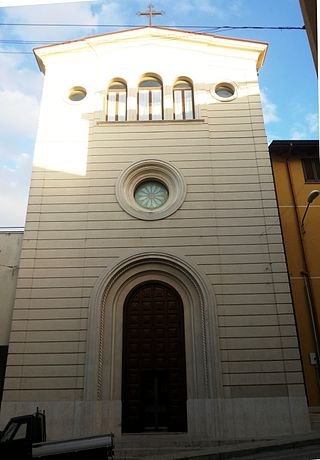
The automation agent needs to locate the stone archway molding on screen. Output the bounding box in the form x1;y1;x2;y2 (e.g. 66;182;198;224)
84;251;221;405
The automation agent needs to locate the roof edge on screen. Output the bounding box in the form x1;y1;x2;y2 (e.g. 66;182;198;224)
269;139;320;156
34;25;268;73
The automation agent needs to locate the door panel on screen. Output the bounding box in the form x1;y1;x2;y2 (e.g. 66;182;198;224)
122;282;187;433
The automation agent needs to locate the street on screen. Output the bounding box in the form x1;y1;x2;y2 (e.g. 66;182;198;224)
228;444;320;460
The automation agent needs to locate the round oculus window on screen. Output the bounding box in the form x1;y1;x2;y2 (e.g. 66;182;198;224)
134;180;169;209
215;84;235;98
68;86;87;102
116;159;186;220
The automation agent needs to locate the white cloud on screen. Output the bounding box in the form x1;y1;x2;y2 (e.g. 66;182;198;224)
260;90;280;124
0;0;93;5
306;113;319;134
1;2;98;41
0;152;32;228
0;89;40;138
180;0;218;15
229;0;243;15
291;112;319;139
290;128;305;139
0;53;40;214
0;52;43;97
98;1;128;25
3;2;94;23
0;51;40;210
168;0;243;18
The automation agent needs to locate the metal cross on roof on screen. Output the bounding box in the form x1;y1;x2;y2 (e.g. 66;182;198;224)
138;4;164;26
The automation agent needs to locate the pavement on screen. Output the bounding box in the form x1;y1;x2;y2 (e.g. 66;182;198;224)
227;444;320;460
140;431;320;460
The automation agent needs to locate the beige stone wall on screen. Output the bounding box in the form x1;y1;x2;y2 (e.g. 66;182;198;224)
0;231;23;405
0;232;23;346
0;28;310;439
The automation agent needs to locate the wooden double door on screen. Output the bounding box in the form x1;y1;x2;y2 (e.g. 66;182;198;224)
122;282;187;433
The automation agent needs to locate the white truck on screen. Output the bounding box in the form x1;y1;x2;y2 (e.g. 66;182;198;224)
0;409;114;458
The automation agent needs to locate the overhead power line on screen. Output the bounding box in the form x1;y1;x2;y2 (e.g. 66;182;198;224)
0;22;305;30
0;50;34;54
0;23;306;55
0;39;53;43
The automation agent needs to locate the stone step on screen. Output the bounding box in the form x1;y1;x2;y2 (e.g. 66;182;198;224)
114;446;203;459
115;456;139;460
113;434;219;459
113;435;248;459
309;407;320;431
115;434;220;449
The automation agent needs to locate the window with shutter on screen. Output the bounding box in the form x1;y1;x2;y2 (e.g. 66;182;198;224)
302;157;320;182
106;81;127;121
138;77;163;121
173;79;194;120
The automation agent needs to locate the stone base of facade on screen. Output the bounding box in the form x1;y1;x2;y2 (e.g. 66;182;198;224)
187;397;311;439
0;397;311;441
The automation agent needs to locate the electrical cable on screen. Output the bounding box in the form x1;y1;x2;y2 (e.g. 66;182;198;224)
0;23;306;55
0;22;305;30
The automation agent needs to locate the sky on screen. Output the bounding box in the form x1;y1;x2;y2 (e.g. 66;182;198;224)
0;0;318;229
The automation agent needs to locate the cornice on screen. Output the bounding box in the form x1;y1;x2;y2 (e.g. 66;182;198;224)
34;26;268;74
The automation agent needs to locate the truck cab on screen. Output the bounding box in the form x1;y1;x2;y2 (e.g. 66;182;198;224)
0;409;46;457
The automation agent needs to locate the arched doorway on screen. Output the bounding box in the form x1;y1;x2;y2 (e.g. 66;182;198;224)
122;281;188;433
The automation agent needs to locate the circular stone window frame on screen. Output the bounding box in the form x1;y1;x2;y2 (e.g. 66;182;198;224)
66;86;88;103
211;81;238;102
116;159;187;220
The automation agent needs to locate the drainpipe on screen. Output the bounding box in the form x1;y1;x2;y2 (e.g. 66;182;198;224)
301;271;320;367
285;153;320;387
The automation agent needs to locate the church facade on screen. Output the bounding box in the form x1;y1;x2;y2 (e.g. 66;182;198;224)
0;26;311;439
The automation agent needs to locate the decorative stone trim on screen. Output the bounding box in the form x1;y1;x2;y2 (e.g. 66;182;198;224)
84;251;222;406
115;159;186;220
211;81;238;102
